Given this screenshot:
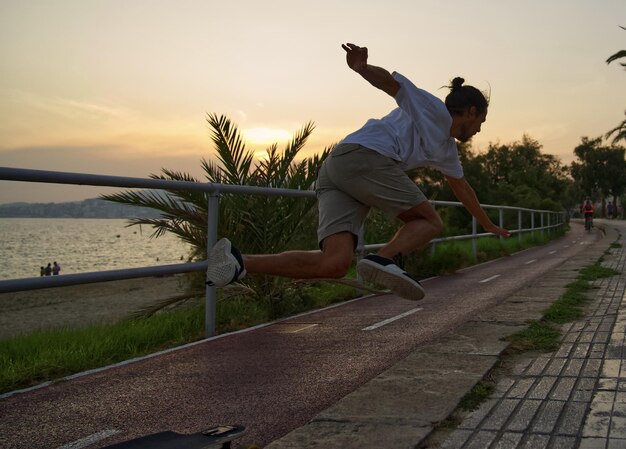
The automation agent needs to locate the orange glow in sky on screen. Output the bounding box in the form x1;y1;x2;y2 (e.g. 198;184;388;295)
244;128;293;146
0;0;625;203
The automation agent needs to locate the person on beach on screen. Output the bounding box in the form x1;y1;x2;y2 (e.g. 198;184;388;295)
52;261;61;275
206;43;510;300
40;266;45;277
44;263;52;276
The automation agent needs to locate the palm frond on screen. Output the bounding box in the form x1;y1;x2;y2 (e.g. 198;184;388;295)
155;170;208;207
606;113;626;144
206;113;254;184
254;144;280;186
129;282;257;318
267;123;311;188
150;170;200;183
129;292;204;318
200;158;224;183
607;49;626;67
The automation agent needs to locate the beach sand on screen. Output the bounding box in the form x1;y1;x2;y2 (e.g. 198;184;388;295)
0;275;198;340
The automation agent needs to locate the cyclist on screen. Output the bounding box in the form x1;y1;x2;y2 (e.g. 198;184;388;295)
581;197;594;230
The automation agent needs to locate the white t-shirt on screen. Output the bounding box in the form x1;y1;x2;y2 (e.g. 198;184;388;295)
340;72;464;179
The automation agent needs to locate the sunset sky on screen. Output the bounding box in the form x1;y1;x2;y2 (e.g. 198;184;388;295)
1;0;625;203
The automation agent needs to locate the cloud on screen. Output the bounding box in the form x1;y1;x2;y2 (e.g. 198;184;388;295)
233;109;248;122
2;89;132;121
0;89;216;158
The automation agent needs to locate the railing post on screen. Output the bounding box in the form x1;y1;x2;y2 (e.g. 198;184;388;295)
205;192;220;337
547;212;551;236
472;216;477;261
518;210;522;243
499;208;504;241
531;212;535;240
541;212;544;237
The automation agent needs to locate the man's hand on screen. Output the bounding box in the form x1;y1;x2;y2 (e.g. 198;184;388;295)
445;176;512;239
485;224;511;238
342;43;368;73
341;43;399;97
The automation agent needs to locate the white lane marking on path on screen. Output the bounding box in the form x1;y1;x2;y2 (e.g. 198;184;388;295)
57;430;121;449
564;245;570;248
549;250;557;255
292;323;318;333
479;274;501;283
524;259;537;265
362;308;422;331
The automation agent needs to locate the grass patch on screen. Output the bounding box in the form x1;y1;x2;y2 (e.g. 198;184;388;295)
0;303;205;393
543;280;589;323
459;380;495;411
579;264;619;281
216;297;270;333
408;230;561;278
504;320;561;352
505;256;620;354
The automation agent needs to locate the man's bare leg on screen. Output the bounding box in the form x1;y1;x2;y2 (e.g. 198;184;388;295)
243;232;355;279
377;201;443;259
355;201;442;301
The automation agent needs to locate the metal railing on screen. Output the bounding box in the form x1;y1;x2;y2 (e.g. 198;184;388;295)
0;166;566;336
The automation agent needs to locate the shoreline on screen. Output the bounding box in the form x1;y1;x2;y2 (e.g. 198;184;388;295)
0;275;190;340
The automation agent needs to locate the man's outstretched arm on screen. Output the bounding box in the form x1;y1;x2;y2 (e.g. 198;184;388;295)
445;175;511;238
342;43;400;97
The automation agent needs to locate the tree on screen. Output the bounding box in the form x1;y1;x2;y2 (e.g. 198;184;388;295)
606;26;626;144
102;114;332;312
570;136;626;214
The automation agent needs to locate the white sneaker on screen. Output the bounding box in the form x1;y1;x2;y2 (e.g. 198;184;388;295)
357;254;425;301
206;238;246;287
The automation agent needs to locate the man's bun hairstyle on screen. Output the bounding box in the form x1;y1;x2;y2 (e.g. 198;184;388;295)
450;77;465;92
445;77;489;116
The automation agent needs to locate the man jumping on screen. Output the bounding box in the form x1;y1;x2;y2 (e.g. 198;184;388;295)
206;43;510;301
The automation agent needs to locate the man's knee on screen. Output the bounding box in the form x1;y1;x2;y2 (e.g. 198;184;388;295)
319;232;355;278
322;256;352;278
319;252;352;278
429;214;444;236
398;203;443;235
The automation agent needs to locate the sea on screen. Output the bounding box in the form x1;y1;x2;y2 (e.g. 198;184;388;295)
0;218;193;280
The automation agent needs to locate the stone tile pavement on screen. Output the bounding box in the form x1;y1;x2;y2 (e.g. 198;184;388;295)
440;222;626;449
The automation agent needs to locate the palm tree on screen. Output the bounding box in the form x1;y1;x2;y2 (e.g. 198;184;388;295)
606;26;626;144
102;113;332;311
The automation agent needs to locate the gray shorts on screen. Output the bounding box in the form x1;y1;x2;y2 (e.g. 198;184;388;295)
315;143;428;247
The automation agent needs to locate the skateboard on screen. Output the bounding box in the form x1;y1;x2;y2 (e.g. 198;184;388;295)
102;425;245;449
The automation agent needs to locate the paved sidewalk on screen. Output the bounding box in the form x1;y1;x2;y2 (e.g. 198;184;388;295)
439;222;626;449
266;221;626;449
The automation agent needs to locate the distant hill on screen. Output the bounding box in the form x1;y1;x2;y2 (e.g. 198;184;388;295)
0;198;162;218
